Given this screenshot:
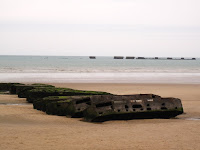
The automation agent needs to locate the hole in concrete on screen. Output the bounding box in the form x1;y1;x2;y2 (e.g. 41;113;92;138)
99;112;103;115
111;105;114;109
133;109;135;111
125;105;129;111
161;107;167;110
175;107;178;109
57;104;61;107
140;108;143;111
77;108;81;111
86;102;91;105
96;102;112;108
147;108;151;111
118;109;121;112
162;103;165;106
132;104;142;108
147;104;150;106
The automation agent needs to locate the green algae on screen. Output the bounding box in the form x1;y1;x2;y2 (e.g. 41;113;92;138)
38;95;92;117
26;87;111;103
17;84;55;98
0;83;22;91
9;83;26;94
33;96;71;111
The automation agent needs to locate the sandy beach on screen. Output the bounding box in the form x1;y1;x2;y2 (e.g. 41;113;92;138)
0;83;200;150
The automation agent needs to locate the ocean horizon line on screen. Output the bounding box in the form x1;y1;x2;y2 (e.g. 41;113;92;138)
0;54;199;58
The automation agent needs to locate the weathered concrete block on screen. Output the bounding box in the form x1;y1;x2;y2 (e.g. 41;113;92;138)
17;84;55;98
46;96;91;116
9;83;26;94
26;87;111;103
0;83;22;91
83;94;183;122
64;94;158;118
46;100;71;115
33;96;70;112
62;96;92;117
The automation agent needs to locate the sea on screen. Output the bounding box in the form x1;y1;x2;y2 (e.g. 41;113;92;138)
0;55;200;84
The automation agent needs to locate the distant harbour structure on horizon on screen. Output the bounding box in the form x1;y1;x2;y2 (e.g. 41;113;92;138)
136;57;146;59
114;56;124;59
126;56;135;59
167;57;173;60
134;57;196;60
88;56;196;60
89;56;96;59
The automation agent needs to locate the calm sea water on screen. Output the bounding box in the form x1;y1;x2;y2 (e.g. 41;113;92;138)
0;55;200;73
0;55;200;83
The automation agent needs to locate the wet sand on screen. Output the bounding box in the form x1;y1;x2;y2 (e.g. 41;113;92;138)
0;83;200;150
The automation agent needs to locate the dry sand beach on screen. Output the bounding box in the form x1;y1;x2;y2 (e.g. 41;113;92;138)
0;83;200;150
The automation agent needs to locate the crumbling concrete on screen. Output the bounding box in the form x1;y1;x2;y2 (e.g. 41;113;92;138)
26;87;111;103
83;94;183;122
0;83;22;91
0;82;184;122
16;84;55;98
45;96;91;117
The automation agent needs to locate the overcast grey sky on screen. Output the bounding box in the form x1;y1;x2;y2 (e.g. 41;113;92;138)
0;0;200;57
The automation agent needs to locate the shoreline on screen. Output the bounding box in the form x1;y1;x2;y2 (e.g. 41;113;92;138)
1;72;200;84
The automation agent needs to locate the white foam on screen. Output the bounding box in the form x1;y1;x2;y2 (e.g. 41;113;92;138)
0;72;200;84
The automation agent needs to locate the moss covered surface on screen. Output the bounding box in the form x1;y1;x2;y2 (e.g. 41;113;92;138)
31;83;53;86
84;108;184;122
83;106;99;121
9;83;26;94
26;87;111;103
0;83;22;91
65;96;92;118
17;84;54;98
33;96;71;111
37;95;92;117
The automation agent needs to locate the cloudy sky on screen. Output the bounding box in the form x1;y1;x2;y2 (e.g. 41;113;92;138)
0;0;200;57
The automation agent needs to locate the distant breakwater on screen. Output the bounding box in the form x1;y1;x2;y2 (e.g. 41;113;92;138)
89;56;196;60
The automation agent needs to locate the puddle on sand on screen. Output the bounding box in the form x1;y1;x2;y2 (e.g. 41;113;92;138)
0;91;10;94
0;103;31;106
185;118;200;121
